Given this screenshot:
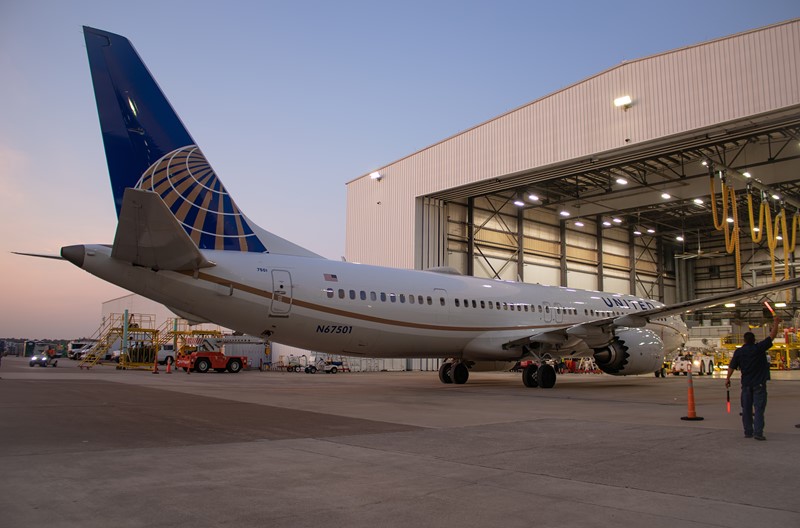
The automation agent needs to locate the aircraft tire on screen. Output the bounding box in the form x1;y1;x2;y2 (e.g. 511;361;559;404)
537;364;556;388
450;363;469;385
438;362;453;384
522;364;539;388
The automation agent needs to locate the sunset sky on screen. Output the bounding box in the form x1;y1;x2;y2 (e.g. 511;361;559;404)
1;0;797;339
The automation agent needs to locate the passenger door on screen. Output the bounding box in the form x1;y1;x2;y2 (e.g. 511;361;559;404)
270;270;292;316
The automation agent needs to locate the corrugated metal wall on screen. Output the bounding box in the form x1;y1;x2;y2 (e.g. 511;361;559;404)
346;20;800;269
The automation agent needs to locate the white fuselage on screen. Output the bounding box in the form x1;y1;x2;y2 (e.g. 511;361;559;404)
78;244;687;364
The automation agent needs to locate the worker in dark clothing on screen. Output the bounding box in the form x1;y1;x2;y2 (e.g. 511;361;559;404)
725;315;780;441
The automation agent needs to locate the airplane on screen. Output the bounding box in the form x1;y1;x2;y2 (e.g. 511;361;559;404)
52;26;800;389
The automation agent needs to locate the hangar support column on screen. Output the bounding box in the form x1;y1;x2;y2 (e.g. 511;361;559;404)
596;215;604;292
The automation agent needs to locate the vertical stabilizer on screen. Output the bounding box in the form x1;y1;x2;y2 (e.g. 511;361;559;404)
83;26;320;257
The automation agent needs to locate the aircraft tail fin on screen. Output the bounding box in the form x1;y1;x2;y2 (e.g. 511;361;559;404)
83;26;320;257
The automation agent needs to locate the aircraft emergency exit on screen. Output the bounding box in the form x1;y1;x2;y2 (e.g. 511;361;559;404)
57;27;800;388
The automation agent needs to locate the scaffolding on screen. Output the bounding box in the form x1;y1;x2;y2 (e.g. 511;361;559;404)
78;313;154;369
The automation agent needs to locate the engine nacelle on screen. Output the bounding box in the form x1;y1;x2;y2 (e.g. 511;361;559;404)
593;328;664;376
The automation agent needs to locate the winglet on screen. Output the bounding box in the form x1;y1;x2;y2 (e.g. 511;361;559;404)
112;188;214;271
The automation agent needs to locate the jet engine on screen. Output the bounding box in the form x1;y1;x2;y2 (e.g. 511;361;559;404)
593;328;663;375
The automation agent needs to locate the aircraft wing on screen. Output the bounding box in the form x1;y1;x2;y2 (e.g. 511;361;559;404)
112;188;215;271
508;275;800;350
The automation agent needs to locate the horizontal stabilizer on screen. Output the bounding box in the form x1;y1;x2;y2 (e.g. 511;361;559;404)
11;252;64;261
112;188;214;271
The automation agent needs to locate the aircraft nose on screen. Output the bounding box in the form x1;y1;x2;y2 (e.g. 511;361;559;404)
61;245;86;267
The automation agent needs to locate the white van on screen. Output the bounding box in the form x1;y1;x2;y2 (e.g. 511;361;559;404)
67;341;96;360
156;344;176;365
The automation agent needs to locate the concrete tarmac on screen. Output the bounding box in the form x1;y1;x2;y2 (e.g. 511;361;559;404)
1;356;798;528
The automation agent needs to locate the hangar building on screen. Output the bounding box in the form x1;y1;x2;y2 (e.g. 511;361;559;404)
345;20;800;327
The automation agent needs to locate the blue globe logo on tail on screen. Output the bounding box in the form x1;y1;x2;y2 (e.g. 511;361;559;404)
136;146;267;253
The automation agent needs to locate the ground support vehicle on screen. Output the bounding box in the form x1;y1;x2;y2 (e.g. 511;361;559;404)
175;351;247;373
29;354;57;367
671;353;714;375
322;360;349;373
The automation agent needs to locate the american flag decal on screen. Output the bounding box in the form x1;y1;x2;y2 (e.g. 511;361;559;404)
324;274;338;282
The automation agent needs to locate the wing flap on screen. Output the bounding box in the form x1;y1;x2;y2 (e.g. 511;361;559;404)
111;188;214;271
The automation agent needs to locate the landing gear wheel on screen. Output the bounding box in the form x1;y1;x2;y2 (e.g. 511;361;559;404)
522;364;539;388
537;363;556;388
438;362;453;384
449;363;469;385
707;362;713;375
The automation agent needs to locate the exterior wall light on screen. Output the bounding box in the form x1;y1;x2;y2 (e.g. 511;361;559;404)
613;95;632;110
369;171;383;181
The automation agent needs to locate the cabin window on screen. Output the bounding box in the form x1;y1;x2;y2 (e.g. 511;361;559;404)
537;305;542;313
389;293;396;303
325;288;334;299
370;291;377;301
380;292;387;302
545;306;550;313
470;300;475;308
455;299;460;307
338;289;345;299
399;294;405;303
463;299;468;307
427;296;432;306
502;303;508;311
480;300;485;309
439;297;445;307
488;301;493;309
360;291;367;301
418;295;424;305
409;295;415;305
349;290;356;300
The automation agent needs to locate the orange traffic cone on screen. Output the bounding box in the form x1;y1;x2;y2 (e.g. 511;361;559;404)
165;360;172;374
152;360;159;374
681;369;704;421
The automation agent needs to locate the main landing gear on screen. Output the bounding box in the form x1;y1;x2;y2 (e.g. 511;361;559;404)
521;363;557;389
438;361;469;385
438;360;558;388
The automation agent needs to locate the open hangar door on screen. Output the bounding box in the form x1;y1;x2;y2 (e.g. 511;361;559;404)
419;115;800;322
